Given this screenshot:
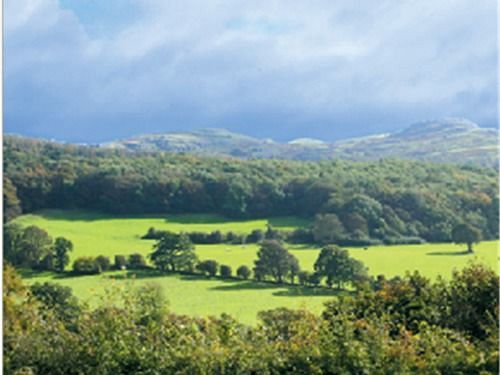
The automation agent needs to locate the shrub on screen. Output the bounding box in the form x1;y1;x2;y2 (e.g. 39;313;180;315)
128;253;147;269
114;255;127;270
247;229;265;243
220;265;232;278
286;228;314;244
73;257;101;275
196;260;219;277
308;272;321;287
95;255;111;271
298;271;309;286
236;265;251;279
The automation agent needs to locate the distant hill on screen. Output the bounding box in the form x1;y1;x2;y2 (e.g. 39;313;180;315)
101;118;498;166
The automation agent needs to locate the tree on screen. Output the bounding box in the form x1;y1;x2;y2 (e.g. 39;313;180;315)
114;255;128;270
247;229;265;243
314;245;367;289
452;223;482;253
220;265;232;278
236;265;251;279
196;260;218;277
73;257;101;275
13;225;53;269
265;225;283;241
30;282;80;324
128;253;147;269
308;272;321;287
3;177;22;222
3;223;23;265
298;271;309;286
53;237;73;272
95;255;111;271
289;256;300;284
254;240;299;283
312;214;346;244
149;232;197;272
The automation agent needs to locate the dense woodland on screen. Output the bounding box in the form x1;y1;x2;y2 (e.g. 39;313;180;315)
4;136;498;244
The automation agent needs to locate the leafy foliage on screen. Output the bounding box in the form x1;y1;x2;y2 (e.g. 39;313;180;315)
3;263;498;374
254;240;300;283
53;237;73;272
452;223;482;252
149;232;197;272
314;245;368;288
72;257;101;275
4;136;498;244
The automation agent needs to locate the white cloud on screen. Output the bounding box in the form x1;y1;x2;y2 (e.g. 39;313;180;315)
4;0;497;142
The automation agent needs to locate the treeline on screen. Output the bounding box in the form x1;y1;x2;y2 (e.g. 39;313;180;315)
147;231;367;288
142;225;315;245
4;136;499;243
4;262;498;374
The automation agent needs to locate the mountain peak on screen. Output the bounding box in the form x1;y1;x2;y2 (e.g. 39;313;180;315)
395;118;480;138
101;119;497;166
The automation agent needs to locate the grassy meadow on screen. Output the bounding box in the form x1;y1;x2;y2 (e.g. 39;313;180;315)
21;270;338;325
15;210;499;324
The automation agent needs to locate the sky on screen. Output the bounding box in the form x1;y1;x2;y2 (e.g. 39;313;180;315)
4;0;498;143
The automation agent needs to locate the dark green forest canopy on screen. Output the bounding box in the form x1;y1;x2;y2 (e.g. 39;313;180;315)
3;136;498;242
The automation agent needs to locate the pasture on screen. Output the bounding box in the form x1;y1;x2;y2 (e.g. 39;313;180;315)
15;210;498;323
22;270;338;325
14;210;498;279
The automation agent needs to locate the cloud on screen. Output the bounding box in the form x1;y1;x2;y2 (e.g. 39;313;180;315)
4;0;498;142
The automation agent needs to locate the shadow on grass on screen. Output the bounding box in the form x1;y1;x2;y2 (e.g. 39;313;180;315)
210;280;282;291
427;250;472;256
106;269;174;280
18;269;54;279
209;279;346;298
34;209;183;222
18;269;88;280
162;214;234;225
273;287;349;297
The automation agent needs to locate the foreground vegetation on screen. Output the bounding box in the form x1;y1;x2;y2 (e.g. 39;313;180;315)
5;263;498;374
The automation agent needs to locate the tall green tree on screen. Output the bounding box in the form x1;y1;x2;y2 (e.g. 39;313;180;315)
314;245;367;289
312;213;346;244
149;232;197;272
452;223;482;253
53;237;73;272
7;225;53;269
254;240;299;283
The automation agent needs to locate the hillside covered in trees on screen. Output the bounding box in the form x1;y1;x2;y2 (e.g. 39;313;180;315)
4;136;498;244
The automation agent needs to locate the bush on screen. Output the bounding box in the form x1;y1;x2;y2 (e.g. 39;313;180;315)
286;228;314;244
247;229;265;243
196;260;219;277
95;255;111;271
73;257;101;275
308;272;321;287
236;265;251;279
114;255;128;270
382;236;425;245
128;253;147;269
220;265;232;278
298;271;309;286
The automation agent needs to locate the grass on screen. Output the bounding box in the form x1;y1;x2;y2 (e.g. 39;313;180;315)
13;209;309;261
14;210;498;324
197;241;498;280
22;270;338;325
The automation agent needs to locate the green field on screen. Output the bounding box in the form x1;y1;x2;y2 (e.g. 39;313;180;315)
22;270;338;325
15;210;499;324
13;210;309;260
